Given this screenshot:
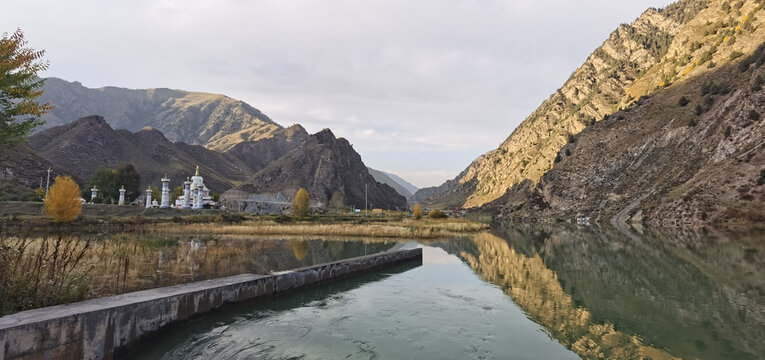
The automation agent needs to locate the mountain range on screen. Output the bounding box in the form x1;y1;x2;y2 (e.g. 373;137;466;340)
18;114;407;210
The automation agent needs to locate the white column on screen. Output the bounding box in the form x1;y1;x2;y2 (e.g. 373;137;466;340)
145;188;153;209
90;187;98;203
118;187;126;205
160;176;171;208
193;187;202;209
182;180;192;209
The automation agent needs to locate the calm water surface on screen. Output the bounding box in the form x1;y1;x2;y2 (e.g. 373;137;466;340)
125;225;764;360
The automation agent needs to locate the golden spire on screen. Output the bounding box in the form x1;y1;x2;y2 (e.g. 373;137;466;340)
195;165;200;176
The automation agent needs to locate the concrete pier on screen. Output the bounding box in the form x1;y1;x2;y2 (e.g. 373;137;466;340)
0;248;422;360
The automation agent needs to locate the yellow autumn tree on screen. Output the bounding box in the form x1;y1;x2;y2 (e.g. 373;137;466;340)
292;188;310;219
44;176;82;222
413;203;423;220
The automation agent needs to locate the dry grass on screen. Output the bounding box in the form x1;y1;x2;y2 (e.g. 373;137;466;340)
150;219;489;239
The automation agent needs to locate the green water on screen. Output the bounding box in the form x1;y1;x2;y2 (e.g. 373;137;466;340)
126;225;764;360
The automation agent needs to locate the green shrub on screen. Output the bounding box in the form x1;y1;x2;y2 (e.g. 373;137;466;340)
724;125;732;138
688;118;698;127
678;96;690;107
565;149;571;156
748;110;761;121
554;154;562;163
730;50;744;60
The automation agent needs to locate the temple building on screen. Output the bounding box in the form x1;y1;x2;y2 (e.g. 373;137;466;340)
174;166;215;209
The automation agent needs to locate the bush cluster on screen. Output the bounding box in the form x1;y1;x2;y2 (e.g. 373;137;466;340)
428;209;447;219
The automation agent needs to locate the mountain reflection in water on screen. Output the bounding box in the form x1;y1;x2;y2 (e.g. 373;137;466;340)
449;224;764;360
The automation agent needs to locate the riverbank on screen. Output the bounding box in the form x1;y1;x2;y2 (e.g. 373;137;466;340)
0;201;489;238
0;248;423;360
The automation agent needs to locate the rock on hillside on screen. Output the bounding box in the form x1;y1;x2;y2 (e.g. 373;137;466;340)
37;78;281;151
501;43;765;228
422;0;737;208
231;129;407;211
28;115;253;192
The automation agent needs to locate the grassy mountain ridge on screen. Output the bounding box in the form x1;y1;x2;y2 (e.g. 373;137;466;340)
37;78;282;151
423;0;765;209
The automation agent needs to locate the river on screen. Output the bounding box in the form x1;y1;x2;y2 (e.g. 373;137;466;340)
122;224;764;359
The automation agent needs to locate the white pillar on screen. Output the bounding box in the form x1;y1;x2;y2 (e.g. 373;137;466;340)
160;176;170;208
182;180;192;209
193;187;202;209
118;187;126;205
90;187;98;203
145;188;153;209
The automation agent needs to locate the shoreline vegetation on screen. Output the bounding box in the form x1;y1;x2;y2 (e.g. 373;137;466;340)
150;220;489;239
0;203;489;315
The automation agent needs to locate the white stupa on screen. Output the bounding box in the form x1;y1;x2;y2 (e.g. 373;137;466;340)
174;165;215;208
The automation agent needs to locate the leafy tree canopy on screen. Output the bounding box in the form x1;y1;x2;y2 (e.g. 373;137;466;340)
0;29;51;146
85;163;141;203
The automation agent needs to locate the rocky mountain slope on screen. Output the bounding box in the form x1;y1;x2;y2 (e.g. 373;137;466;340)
226;124;310;174
501;43;765;227
0;144;74;201
232;129;407;210
37;78;281;151
421;0;758;209
367;168;418;199
28;115;253;192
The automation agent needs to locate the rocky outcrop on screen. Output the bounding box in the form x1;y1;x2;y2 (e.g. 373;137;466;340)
37;78;281;151
231;129;407;211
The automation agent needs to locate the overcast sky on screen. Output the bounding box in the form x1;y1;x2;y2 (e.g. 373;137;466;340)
2;0;674;188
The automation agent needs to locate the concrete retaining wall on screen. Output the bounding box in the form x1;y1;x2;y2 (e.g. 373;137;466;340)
0;248;422;360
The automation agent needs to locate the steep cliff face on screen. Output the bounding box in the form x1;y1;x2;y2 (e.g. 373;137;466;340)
37;78;281;151
233;129;408;211
502;42;765;227
424;0;737;209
